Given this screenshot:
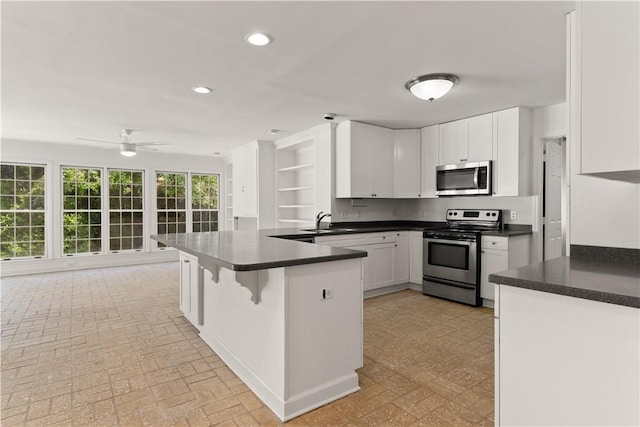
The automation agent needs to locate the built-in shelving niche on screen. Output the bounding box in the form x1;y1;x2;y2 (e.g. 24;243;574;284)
276;140;315;227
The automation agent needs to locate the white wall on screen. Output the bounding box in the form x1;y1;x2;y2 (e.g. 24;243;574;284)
331;198;412;222
406;196;538;226
0;139;226;276
570;176;640;249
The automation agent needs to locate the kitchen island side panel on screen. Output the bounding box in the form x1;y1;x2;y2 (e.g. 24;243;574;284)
498;285;640;426
198;258;363;421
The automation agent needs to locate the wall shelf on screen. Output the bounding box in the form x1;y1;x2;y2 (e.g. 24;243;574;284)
278;186;314;192
276;139;316;228
278;164;314;173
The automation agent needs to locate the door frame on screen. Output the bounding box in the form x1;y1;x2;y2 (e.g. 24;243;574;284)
534;135;570;262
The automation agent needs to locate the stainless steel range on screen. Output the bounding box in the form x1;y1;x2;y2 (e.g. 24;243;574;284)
423;209;502;306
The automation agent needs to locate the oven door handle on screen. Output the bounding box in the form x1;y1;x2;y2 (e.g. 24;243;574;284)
425;237;475;245
423;276;476;290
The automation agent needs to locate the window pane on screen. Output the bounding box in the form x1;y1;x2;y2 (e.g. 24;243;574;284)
156;172;187;248
0;163;47;259
61;167;101;255
108;169;144;252
191;174;219;234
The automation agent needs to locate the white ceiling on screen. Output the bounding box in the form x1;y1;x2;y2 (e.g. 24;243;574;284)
1;1;575;157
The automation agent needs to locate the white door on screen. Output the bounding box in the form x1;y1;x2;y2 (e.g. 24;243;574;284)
544;139;564;260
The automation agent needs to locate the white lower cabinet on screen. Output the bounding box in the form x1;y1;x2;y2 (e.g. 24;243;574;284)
393;232;409;284
409;231;423;284
179;251;202;327
316;232;410;292
480;235;529;304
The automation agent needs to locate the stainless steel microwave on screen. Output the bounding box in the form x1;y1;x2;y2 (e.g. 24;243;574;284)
436;160;492;196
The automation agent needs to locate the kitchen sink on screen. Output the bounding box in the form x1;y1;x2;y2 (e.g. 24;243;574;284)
300;228;356;233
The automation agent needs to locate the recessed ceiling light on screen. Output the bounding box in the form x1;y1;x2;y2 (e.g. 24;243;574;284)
268;129;280;135
245;32;272;46
192;86;212;94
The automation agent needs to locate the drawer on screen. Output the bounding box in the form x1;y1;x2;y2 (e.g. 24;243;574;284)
482;236;508;250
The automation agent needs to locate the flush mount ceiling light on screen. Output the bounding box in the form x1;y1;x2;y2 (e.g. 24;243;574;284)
405;73;460;101
268;129;280;135
192;86;212;94
245;32;272;46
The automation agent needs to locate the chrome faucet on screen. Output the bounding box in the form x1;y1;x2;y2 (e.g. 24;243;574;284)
315;211;331;230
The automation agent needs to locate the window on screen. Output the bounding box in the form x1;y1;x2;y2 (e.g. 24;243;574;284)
191;174;219;232
109;170;144;252
62;167;102;255
0;163;46;259
156;172;187;247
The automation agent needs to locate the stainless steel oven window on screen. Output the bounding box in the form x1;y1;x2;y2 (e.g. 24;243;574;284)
428;241;469;270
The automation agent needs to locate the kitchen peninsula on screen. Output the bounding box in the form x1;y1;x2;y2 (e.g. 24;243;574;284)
151;230;366;422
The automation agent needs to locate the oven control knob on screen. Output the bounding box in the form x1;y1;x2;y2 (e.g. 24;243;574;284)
492;212;497;216
486;212;490;216
453;212;458;216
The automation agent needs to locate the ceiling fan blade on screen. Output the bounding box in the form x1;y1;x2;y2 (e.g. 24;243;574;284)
77;137;120;145
134;142;171;146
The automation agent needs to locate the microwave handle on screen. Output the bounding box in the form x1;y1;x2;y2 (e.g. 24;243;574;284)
473;168;479;188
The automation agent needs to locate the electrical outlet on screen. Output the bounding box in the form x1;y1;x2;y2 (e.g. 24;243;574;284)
322;288;334;300
510;211;517;220
342;211;348;219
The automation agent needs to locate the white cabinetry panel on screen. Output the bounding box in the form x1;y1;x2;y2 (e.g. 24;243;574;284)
336;121;394;198
393;129;421;198
420;125;439;198
578;2;639;176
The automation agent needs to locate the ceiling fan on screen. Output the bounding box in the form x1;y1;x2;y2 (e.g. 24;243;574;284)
77;129;170;157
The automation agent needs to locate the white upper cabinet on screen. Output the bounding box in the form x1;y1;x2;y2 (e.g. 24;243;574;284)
439;119;468;164
573;2;639;179
336;121;394;198
492;107;531;197
438;113;493;164
420;125;439;198
467;113;494;161
393;129;421;198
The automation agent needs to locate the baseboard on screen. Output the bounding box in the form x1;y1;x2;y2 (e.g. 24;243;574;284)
0;250;179;277
364;282;426;299
199;327;360;422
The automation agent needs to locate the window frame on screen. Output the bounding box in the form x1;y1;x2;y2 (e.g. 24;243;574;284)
153;171;220;250
191;173;220;233
0;162;48;260
107;168;145;253
60;165;103;257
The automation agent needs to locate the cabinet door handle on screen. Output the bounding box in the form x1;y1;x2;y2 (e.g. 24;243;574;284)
382;236;386;239
184;260;190;263
461;158;467;162
241;185;245;192
395;244;397;247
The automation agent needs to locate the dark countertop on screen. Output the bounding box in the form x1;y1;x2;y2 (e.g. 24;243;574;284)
151;221;533;273
271;221;532;238
490;257;640;308
151;230;367;272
